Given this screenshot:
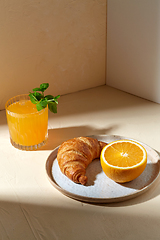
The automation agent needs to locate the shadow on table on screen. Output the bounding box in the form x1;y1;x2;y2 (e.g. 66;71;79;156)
39;124;118;151
1;193;160;239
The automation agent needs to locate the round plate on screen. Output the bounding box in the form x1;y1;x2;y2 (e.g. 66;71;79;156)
45;135;160;203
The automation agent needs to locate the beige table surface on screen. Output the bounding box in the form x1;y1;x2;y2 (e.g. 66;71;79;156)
1;85;160;240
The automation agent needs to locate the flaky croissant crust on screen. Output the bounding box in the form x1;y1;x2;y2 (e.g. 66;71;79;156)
57;137;107;185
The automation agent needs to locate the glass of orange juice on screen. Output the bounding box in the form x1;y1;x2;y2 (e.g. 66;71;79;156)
5;94;48;150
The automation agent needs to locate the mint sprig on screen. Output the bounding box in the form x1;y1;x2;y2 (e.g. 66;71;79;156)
29;83;60;113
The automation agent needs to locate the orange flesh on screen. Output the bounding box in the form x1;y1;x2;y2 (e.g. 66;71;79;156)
6;100;48;146
104;142;144;167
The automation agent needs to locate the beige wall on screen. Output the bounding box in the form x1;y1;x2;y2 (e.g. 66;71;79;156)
107;0;160;104
0;0;106;110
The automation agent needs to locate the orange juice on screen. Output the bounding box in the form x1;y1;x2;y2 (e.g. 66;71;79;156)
5;94;48;150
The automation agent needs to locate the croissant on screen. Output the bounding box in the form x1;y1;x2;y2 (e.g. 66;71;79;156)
57;137;107;185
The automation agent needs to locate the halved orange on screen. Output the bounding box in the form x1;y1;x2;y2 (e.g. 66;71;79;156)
100;139;147;183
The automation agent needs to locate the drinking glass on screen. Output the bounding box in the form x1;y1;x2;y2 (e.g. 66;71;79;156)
5;94;48;150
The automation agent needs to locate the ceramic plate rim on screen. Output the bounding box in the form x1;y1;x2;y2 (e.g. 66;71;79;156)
45;135;160;203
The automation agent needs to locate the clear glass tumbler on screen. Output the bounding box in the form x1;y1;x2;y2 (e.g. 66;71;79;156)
5;94;48;150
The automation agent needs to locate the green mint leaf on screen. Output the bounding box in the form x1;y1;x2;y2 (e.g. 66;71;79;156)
53;95;60;104
33;91;43;101
54;95;60;100
29;83;60;113
29;93;38;104
53;99;58;104
36;99;48;111
36;102;44;111
40;98;48;108
33;87;41;92
48;102;57;113
45;94;60;104
45;95;54;100
40;83;49;92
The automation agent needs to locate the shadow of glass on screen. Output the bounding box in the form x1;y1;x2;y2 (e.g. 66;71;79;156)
39;124;118;151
